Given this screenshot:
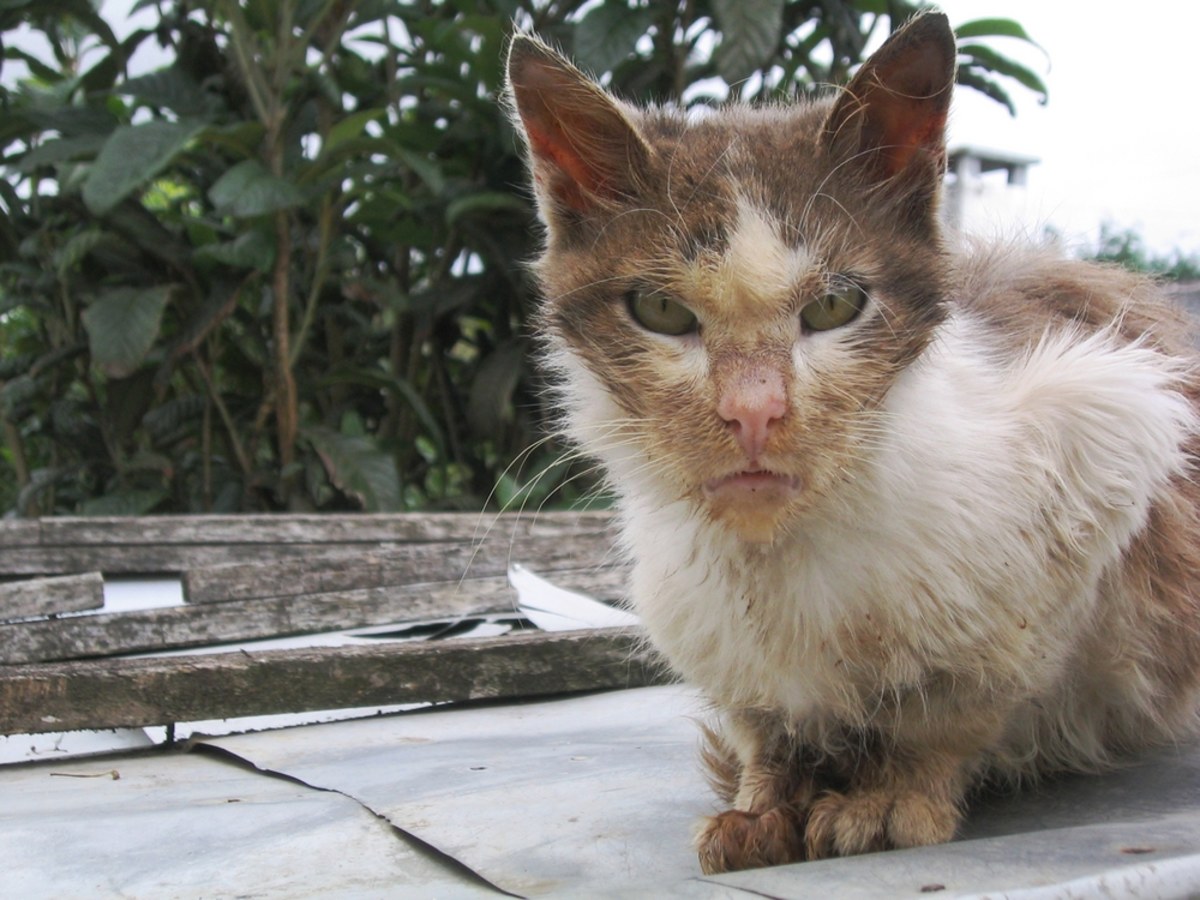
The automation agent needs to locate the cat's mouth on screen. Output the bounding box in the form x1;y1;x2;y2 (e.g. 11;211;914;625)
701;468;802;542
702;469;801;499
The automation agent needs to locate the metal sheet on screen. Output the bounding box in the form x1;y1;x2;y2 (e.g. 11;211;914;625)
205;685;714;897
705;817;1200;899
204;685;1200;899
0;748;494;898
7;683;1200;898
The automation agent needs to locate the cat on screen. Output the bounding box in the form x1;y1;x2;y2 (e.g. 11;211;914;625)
505;10;1200;874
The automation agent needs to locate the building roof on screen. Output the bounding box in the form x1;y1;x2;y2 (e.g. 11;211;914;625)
948;145;1041;173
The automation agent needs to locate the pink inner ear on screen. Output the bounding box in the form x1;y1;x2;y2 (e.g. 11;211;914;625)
524;121;608;212
825;14;955;184
875;94;949;177
509;38;647;216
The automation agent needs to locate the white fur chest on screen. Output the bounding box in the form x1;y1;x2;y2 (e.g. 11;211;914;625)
617;314;1198;728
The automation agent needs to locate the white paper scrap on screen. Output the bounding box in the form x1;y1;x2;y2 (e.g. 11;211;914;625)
508;563;639;631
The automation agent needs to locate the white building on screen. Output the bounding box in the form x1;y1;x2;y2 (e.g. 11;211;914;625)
943;145;1040;238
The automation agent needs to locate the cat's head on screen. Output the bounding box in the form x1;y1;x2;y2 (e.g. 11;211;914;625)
507;13;956;542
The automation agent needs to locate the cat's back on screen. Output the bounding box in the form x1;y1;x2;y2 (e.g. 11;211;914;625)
945;241;1200;758
950;240;1198;361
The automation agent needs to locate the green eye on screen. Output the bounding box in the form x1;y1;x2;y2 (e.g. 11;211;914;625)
800;284;867;332
627;289;698;336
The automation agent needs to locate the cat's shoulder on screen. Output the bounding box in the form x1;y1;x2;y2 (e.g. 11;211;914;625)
947;238;1195;355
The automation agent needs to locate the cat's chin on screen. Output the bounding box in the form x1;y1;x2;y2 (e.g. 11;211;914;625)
702;471;802;543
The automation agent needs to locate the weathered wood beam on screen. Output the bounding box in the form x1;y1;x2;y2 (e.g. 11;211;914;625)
0;520;39;547
2;543;382;575
0;568;628;665
0;512;616;576
24;511;611;546
0;572;105;621
183;532;618;603
0;628;667;735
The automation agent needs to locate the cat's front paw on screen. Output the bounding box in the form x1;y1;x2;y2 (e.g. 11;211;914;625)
696;807;804;874
804;788;960;859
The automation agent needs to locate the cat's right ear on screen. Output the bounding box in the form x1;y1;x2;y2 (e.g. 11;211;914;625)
506;35;651;225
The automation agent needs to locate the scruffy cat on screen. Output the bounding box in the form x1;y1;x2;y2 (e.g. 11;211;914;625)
506;11;1200;873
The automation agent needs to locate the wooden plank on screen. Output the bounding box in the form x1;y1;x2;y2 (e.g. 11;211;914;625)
183;532;618;603
0;573;105;621
0;520;41;547
0;568;628;665
0;628;665;735
3;538;619;578
0;512;616;577
36;511;613;547
1;543;383;576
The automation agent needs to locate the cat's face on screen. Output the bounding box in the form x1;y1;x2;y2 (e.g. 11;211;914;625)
508;15;956;541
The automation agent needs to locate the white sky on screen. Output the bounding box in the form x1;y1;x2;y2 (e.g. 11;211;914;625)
936;0;1200;256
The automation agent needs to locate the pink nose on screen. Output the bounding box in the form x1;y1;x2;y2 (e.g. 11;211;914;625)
717;368;787;461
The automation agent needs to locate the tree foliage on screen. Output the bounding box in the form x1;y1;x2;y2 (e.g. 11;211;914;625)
1083;222;1200;282
0;0;1043;517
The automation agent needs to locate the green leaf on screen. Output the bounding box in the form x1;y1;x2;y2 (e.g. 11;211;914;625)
194;229;276;272
303;134;395;182
58;0;121;50
573;0;655;74
955;67;1016;116
81;285;172;378
83;119;206;215
4;45;62;82
395;147;446;195
958;42;1048;103
323;107;386;156
78;48;125;94
713;0;784;84
209;160;306;218
14;133;107;173
320;367;446;456
197;121;267;158
0;374;37;418
54;228;108;274
954;18;1038;43
305;427;401;511
19;105;118;138
142;394;206;442
79;489;166;516
445;190;528;227
103;204;192;267
122;66;220;118
467;339;526;436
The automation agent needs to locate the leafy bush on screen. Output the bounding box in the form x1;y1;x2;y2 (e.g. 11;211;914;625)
0;0;1041;516
1084;222;1200;282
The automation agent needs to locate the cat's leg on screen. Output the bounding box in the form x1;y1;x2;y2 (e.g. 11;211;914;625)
695;710;819;874
803;742;970;859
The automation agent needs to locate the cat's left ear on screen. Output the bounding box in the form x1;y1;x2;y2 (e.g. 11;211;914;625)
506;34;652;227
822;12;955;213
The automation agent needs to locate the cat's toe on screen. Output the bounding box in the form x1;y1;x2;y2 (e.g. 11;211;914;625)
696;807;804;874
805;790;959;859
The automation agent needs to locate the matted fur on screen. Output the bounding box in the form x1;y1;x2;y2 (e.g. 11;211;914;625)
506;11;1200;875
